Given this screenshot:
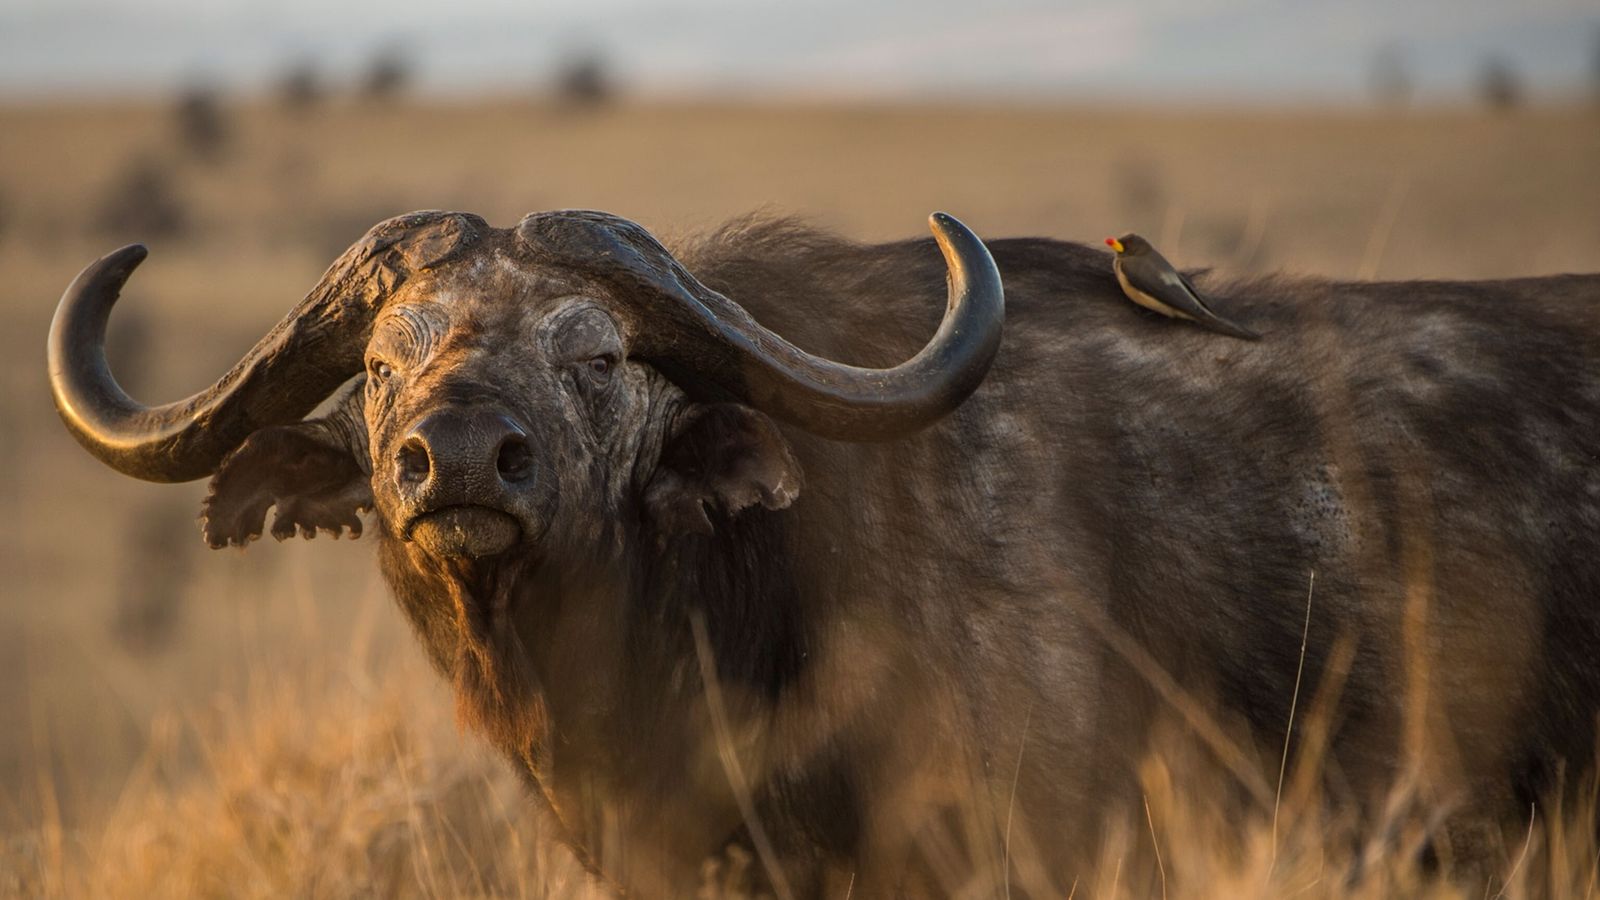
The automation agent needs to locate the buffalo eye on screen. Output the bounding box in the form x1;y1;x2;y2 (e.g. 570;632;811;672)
369;359;394;382
585;355;613;382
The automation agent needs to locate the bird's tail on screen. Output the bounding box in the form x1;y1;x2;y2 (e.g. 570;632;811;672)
1200;311;1262;341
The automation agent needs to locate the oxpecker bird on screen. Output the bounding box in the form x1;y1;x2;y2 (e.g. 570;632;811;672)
1105;234;1260;340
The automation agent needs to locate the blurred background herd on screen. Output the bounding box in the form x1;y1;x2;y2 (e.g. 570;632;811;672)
1;0;1599;894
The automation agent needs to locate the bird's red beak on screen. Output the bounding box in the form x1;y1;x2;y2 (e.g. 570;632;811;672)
1104;237;1116;247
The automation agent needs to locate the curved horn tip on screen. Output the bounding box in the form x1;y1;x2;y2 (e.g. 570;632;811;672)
925;212;1000;286
99;243;150;278
111;242;150;261
926;212;986;256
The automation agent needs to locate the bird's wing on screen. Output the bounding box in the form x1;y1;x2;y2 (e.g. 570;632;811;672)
1152;264;1203;305
1175;268;1207;300
1172;268;1234;318
1179;271;1261;340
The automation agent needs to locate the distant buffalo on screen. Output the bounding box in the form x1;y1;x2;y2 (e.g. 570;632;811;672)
48;209;1600;895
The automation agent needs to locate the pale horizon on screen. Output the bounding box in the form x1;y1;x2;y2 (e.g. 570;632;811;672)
3;0;1596;104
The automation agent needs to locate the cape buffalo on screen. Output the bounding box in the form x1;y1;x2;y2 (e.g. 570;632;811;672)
47;209;1600;896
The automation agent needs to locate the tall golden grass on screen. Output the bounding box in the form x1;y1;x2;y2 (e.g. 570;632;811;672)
4;586;1598;898
4;631;598;899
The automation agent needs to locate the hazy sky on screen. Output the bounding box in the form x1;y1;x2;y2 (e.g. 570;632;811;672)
2;0;1595;102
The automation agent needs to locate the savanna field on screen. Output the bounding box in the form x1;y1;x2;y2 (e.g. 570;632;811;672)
2;97;1600;897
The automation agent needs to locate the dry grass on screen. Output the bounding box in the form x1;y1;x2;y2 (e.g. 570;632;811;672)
2;98;1599;897
2;624;597;899
6;615;1599;898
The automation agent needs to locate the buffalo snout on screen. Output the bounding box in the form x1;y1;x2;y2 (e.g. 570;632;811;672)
395;407;540;557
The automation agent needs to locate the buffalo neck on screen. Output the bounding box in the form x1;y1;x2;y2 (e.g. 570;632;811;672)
375;497;811;801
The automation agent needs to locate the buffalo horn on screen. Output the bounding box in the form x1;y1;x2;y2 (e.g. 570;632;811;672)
47;211;485;482
515;210;1005;441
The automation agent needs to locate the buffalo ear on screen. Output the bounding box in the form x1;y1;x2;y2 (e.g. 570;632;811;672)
202;422;372;548
644;403;802;536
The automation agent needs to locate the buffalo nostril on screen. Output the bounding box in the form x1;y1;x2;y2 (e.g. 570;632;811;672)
496;435;534;483
397;438;431;484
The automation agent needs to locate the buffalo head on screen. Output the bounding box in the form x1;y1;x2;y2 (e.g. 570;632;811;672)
47;210;1003;565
